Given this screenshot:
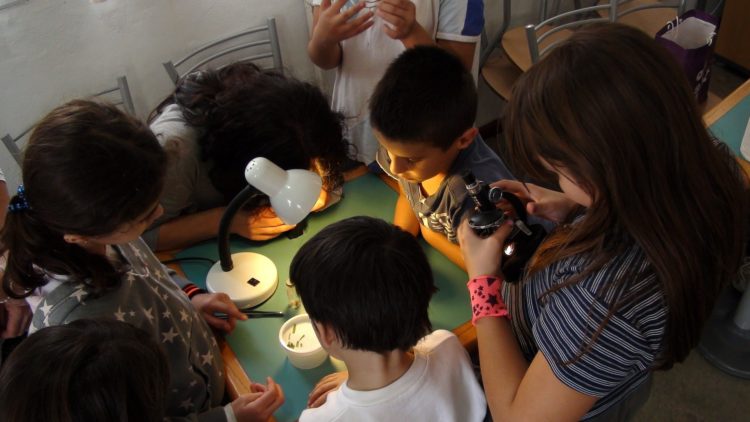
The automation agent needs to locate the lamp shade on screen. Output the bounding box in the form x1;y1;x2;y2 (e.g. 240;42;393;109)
244;157;322;225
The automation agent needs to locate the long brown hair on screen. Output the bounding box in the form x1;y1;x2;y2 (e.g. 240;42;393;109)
505;23;746;367
1;100;166;298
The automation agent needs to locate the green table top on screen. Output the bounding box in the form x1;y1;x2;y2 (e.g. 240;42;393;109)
177;173;469;421
709;92;750;156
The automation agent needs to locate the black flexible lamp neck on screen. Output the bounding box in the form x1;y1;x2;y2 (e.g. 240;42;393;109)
218;185;257;271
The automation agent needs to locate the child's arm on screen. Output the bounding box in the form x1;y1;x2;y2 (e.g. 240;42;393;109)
457;222;597;421
378;0;478;71
394;189;420;236
230;377;285;422
153;207;295;251
419;225;466;270
436;39;477;74
308;0;375;69
377;0;433;48
0;179;8;230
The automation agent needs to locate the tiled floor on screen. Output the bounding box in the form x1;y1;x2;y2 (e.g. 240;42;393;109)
475;59;750;421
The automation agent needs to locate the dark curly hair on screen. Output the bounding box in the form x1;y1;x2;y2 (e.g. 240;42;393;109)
150;63;350;209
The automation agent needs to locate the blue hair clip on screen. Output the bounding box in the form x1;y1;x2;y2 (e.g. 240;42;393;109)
8;185;31;213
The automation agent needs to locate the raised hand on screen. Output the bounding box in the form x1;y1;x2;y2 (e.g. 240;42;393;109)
376;0;417;40
312;0;375;47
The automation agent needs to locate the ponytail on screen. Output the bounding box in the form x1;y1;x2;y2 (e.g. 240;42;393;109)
0;99;165;298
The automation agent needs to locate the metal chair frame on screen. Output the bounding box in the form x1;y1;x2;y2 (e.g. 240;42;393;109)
162;17;282;85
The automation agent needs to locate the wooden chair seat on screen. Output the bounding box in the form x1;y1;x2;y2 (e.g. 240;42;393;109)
598;0;682;36
480;48;523;100
503;24;575;72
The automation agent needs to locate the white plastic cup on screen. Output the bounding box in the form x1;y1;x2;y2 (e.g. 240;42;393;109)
278;314;328;369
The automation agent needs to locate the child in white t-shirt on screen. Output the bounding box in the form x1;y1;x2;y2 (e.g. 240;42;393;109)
307;0;484;164
290;216;487;421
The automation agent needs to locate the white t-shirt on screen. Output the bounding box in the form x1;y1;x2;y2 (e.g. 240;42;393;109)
309;0;484;163
299;329;487;422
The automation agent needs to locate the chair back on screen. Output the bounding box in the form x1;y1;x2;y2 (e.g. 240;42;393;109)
163;17;283;85
611;0;686;37
2;75;135;165
92;75;136;115
2;127;31;165
525;2;617;64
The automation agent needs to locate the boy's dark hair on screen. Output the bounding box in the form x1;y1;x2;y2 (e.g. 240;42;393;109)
0;319;169;422
289;216;437;353
0;100;166;299
369;46;477;150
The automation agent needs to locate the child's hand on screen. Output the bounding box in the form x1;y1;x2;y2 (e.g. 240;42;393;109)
491;180;577;223
312;0;375;48
191;292;247;333
377;0;417;40
457;219;513;279
232;208;296;241
0;298;31;339
307;371;348;408
231;377;285;422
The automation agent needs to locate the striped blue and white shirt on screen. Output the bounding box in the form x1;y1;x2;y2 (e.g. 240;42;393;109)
503;236;666;419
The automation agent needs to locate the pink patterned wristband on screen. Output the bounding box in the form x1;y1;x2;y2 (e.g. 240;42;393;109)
467;275;508;325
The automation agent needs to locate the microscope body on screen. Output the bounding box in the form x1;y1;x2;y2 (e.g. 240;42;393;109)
462;170;546;282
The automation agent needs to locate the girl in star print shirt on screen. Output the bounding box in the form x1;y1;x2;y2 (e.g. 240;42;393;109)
0;100;284;422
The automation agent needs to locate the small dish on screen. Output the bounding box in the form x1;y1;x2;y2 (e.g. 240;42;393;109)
278;314;328;369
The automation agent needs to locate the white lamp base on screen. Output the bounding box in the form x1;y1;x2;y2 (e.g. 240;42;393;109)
206;252;278;309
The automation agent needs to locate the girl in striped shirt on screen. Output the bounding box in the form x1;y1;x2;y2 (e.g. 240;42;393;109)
458;23;746;421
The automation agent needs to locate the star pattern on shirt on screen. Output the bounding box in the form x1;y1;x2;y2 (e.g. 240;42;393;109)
70;285;87;303
200;351;214;366
39;301;53;317
149;282;161;295
114;307;127;322
162;327;179;343
179;398;194;411
143;307;155;323
37;240;226;421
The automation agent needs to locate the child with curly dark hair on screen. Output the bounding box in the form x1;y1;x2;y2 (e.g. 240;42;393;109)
146;63;351;251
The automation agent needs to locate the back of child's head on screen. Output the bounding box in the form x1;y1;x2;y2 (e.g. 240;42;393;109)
289;216;437;353
369;45;477;150
150;62;349;207
0;318;169;422
200;69;349;205
0;99;166;298
152;62;265;127
506;23;746;366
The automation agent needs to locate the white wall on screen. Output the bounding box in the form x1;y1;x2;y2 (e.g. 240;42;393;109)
5;0;677;191
0;0;318;191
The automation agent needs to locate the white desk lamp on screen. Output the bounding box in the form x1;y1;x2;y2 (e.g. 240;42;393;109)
206;157;322;308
